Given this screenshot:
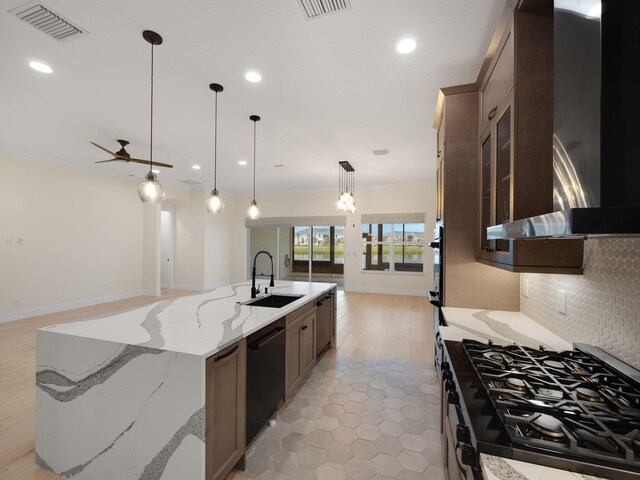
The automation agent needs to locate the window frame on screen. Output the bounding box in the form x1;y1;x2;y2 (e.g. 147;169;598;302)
361;222;425;274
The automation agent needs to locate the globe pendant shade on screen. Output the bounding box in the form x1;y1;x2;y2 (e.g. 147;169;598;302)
138;172;165;203
206;189;224;214
247;200;260;220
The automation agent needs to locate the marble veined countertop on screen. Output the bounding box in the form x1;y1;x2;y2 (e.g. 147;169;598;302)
40;281;335;358
440;307;572;351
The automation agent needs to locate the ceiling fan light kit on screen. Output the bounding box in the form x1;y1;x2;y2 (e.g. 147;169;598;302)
246;115;261;220
206;83;224;214
138;30;165;204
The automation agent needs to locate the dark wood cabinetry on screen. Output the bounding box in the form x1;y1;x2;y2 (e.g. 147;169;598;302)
206;339;247;480
434;86;520;311
476;1;583;274
285;302;317;400
315;290;335;358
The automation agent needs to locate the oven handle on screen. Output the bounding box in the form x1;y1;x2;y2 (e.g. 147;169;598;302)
454;444;468;479
427;291;441;308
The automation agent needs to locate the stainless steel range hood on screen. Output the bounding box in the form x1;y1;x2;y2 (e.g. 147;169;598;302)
488;0;640;240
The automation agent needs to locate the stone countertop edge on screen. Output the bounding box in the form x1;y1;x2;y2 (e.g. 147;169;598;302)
37;281;337;359
480;453;606;480
439;306;572;351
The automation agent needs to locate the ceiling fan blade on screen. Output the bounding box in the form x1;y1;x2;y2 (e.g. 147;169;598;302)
90;141;117;157
94;159;118;164
128;158;174;168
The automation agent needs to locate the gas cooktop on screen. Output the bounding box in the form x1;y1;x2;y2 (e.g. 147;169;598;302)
463;340;640;477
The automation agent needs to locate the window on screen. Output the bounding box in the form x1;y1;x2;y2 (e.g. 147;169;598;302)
292;226;344;274
362;223;424;273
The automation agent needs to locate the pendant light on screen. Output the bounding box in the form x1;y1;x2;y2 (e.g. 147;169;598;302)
335;161;356;213
206;83;224;214
247;115;261;220
138;30;165;203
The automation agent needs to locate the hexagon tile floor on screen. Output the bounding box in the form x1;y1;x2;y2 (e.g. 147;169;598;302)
230;349;443;480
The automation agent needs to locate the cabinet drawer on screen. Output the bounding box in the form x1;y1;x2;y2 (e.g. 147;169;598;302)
286;300;315;327
481;29;513;130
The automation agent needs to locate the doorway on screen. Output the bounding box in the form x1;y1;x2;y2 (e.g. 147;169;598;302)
160;208;174;289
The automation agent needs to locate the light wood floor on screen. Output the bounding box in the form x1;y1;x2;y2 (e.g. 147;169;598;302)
0;290;432;480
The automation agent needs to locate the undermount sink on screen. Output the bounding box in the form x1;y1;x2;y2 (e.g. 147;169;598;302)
246;294;304;308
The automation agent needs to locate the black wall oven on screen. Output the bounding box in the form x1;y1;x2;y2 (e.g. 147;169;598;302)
428;220;444;335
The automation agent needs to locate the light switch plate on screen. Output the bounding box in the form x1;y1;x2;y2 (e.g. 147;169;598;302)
558;290;567;315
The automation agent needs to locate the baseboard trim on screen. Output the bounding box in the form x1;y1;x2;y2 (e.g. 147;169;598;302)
0;290;145;324
172;283;204;291
344;286;426;297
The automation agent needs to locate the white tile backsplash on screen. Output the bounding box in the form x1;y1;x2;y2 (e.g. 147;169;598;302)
521;238;640;369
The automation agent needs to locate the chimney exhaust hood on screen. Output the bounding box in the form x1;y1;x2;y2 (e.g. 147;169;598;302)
487;0;640;240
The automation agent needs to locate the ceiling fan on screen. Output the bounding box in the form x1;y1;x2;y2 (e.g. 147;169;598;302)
90;139;173;168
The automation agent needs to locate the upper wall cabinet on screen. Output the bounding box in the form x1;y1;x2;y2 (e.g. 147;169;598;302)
476;1;583;274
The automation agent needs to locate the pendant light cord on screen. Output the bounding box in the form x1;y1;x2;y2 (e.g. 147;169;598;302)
149;43;154;173
214;91;218;190
252;119;257;201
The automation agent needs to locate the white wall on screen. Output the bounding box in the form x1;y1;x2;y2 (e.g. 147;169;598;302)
278;227;292;280
249;227;278;277
0;154;144;321
174;187;236;291
235;183;435;296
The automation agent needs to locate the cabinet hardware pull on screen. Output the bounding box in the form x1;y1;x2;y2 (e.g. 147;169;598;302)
301;325;308;331
488;106;498;121
214;345;239;362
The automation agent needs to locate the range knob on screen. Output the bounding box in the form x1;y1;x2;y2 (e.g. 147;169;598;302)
447;390;459;405
456;425;470;443
460;444;476;467
442;370;452;381
441;362;450;371
444;380;453;392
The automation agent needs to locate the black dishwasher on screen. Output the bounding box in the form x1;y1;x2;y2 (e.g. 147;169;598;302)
246;317;286;446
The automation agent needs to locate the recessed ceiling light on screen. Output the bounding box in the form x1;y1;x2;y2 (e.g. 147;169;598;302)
29;61;52;73
245;71;262;83
152;169;160;174
238;160;247;166
396;38;416;54
192;165;201;170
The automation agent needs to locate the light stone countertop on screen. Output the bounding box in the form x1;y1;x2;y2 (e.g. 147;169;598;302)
440;306;572;351
40;280;335;358
481;454;605;480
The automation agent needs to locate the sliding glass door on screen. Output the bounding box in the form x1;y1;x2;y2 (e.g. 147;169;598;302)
292;225;344;285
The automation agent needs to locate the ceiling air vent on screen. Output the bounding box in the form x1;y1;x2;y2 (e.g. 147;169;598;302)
297;0;351;20
180;179;201;186
8;0;88;41
372;149;389;156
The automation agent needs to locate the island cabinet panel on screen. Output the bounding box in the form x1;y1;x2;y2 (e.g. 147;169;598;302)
301;311;316;375
286;317;303;397
315;290;334;358
285;303;317;400
206;339;247;480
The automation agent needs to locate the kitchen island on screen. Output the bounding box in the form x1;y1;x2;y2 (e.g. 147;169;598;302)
35;281;336;480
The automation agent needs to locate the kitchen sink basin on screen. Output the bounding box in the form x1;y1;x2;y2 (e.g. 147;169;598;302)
246;294;304;308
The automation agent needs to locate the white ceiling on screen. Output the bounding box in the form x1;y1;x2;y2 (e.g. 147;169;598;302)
0;0;505;194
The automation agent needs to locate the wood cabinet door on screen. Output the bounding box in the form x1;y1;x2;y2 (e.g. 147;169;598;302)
315;297;332;358
301;311;316;375
285;318;303;398
206;339;246;480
